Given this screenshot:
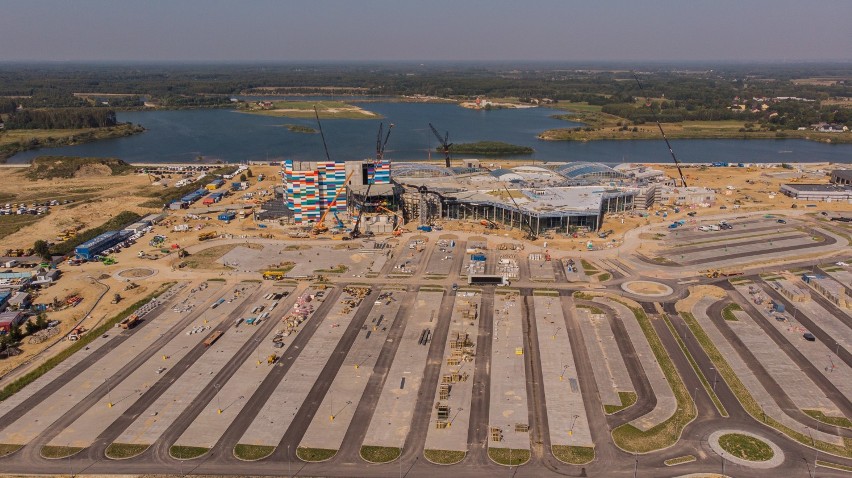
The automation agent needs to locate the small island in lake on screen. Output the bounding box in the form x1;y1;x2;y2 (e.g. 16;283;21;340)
445;141;534;156
284;124;318;134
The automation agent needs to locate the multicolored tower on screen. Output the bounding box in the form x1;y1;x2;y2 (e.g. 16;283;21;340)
284;160;348;223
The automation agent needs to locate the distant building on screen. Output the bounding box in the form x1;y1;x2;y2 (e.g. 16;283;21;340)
283;160;350;223
657;186;716;206
831;170;852;186
0;311;25;334
780;183;852;202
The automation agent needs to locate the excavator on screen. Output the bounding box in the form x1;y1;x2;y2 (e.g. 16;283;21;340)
312;170;355;235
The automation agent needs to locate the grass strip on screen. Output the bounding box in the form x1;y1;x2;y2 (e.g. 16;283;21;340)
573;292;597;300
718;433;774;461
604;391;638;414
170;445;208;460
0;283;175;402
680;311;852;458
551;445;594;465
661;314;728;417
817;460;852;472
533;289;559;296
359;445;400;463
41;445;84;459
576;304;604;315
721;303;742;321
803;410;852;429
580;259;599;273
296;447;337;462
488;447;530;466
598;273;612;282
233;443;275;461
664;455;696;466
0;444;23;457
611;307;696;453
105;443;149;459
423;449;466;465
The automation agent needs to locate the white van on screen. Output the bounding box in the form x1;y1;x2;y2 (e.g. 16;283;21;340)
698;226;711;232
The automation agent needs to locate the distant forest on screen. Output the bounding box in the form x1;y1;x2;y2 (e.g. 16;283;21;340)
3;108;117;129
0;62;849;129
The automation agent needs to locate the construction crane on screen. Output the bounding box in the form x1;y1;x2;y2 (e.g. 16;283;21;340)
429;123;453;168
313;170;355;234
632;73;688;187
504;186;537;241
351;122;393;239
376;205;407;236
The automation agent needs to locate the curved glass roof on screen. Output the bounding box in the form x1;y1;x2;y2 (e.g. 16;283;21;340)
391;163;454;178
555;162;625;179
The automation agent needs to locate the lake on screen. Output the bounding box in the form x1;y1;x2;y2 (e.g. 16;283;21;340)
8;102;852;164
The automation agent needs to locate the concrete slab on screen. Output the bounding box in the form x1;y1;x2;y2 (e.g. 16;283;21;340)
362;290;443;448
595;298;677;432
487;291;529;451
424;239;459;276
528;254;555;282
692;297;841;445
424;291;480;453
0;281;226;445
300;288;404;450
575;307;633;407
236;287;368;447
726;309;839;414
535;295;591;447
173;287;311;449
763;280;851;353
734;284;852;404
46;283;259;448
115;286;291;445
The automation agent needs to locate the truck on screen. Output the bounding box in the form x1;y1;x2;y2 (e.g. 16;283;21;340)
118;315;140;329
211;298;225;309
198;231;218;241
203;330;223;347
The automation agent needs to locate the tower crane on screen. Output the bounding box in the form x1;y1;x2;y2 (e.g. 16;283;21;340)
632;73;688;187
350;122;393;239
504;186;537;241
429;123;453;168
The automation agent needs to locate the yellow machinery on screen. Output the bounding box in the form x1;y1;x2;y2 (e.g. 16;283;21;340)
313;171;355;235
262;270;287;280
376;205;406;236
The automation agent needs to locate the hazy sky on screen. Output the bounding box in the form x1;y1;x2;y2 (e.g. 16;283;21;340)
2;0;850;62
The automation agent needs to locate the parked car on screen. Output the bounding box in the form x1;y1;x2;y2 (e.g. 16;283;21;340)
803;332;816;341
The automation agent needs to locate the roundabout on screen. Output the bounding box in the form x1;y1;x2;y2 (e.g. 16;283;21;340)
620;280;673;298
708;430;784;469
115;268;157;280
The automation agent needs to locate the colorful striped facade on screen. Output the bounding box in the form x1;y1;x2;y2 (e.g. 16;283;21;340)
367;159;391;185
284;160;347;223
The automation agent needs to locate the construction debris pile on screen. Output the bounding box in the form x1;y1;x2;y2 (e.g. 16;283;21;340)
496;255;519;279
280;291;316;337
341;286;372;313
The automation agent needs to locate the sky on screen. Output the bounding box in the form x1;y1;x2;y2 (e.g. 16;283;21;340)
2;0;851;63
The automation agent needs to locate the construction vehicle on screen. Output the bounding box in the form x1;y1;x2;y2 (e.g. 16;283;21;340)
703;269;744;278
68;327;86;341
203;330;223;347
503;186;537;241
480;219;498;229
351;122;394;239
111;293;122;304
267;354;279;365
429;123;453;168
101;256;116;265
312;170;355;235
118;315;140;329
198;231;218;241
263;270;288;280
332;211;345;230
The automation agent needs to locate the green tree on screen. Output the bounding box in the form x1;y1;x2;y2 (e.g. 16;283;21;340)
239;173;247;182
246;169;254;178
33;240;51;260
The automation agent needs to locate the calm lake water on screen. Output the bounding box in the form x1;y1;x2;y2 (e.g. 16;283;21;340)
8;102;852;164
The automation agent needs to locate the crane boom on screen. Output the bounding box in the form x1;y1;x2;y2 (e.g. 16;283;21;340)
351;123;394;239
429;123;453;168
313;170;355;234
632;73;688;187
504;186;536;240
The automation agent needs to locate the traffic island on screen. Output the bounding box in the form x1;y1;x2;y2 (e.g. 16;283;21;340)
423;449;466;465
359;445;400;463
296;446;337;462
233;444;275;461
169;445;209;460
488;447;530;466
105;442;149;460
664;455;696;466
709;430;783;469
0;444;22;457
552;445;594;465
604;391;637;415
40;445;84;459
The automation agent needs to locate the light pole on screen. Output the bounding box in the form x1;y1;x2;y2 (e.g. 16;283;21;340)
803;457;814;478
214;383;222;414
287;444;291;477
721;451;725;476
710;367;718;393
569;414;579;437
633;453;637;478
105;378;113;408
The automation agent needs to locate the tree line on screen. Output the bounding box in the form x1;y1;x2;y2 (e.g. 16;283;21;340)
3;108;117;129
